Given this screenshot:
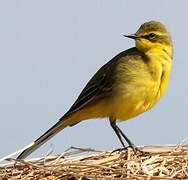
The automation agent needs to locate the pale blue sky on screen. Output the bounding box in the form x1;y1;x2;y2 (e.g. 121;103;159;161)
0;1;187;159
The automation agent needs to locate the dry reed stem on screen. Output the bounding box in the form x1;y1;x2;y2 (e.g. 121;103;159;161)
0;142;188;179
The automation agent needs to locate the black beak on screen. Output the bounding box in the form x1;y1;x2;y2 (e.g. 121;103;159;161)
123;34;140;40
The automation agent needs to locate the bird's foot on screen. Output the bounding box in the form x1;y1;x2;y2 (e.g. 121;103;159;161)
111;145;151;156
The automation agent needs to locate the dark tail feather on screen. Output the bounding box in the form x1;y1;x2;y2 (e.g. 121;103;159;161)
17;117;70;159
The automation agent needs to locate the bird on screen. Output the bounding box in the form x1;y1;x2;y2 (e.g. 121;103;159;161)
17;21;173;159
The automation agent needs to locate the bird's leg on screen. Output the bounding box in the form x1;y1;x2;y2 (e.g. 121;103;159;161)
110;119;150;155
114;122;138;154
110;119;137;154
110;120;126;148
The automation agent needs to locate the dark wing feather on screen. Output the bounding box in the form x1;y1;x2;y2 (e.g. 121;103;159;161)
63;60;117;118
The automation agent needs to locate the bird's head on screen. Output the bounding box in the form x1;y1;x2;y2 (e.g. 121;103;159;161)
124;21;173;58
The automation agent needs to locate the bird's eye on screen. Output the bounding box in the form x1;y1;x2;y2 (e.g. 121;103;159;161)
148;33;156;38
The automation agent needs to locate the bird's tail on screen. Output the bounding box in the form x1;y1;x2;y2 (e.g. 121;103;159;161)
17;117;74;159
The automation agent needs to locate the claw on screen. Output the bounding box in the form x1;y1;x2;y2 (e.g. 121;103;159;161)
111;146;151;156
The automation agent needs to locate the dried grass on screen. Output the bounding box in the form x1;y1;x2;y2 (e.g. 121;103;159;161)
0;140;188;180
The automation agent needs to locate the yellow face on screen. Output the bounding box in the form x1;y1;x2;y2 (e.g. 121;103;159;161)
125;21;173;57
135;31;167;53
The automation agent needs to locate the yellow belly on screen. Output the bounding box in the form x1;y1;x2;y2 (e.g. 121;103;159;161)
67;76;167;124
110;81;161;121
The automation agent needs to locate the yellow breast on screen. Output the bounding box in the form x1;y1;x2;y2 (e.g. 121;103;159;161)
110;49;172;121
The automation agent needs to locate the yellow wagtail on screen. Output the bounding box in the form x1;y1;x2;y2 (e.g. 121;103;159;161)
17;21;173;159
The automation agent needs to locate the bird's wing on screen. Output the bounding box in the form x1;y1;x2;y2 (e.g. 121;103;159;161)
63;59;116;118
